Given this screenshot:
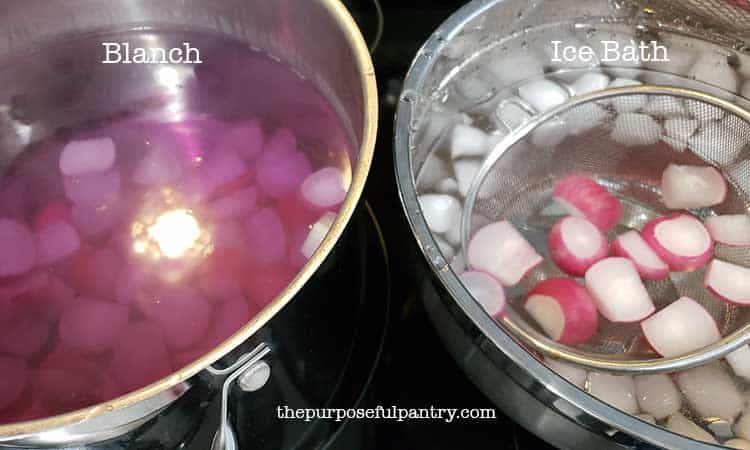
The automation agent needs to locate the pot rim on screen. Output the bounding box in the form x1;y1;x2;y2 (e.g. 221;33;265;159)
0;0;378;438
393;1;722;449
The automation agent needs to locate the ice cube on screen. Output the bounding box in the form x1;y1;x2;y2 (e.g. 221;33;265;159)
611;113;663;146
689;53;739;93
418;194;461;234
454;158;482;197
518;79;570;113
568;72;610;96
451;124;490;159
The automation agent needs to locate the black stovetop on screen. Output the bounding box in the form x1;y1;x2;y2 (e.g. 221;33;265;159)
356;1;556;449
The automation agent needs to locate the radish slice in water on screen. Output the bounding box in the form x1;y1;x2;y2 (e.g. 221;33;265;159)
58;298;130;354
641;297;720;357
59;137;116;177
35;220;81;265
705;259;750;305
584;258;654;323
245;208;288;266
300;167;348;210
0;357;28;411
641;214;713;272
552;175;622;231
301;212;337;259
112;322;173;393
666;413;717;444
588;372;638;414
458;270;506;318
0;315;52;357
726;345;750;382
677;364;743;421
634;374;681;420
467;221;543;287
548;216;608;276
0;218;36;277
661;164;727;210
611;231;669;280
705;215;750;247
524;278;598;345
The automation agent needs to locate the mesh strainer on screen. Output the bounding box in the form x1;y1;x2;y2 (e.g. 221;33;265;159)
461;85;750;374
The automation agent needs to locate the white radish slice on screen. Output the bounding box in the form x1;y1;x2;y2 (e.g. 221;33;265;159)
418;194;461;234
0;357;28;411
548;216;608;276
524;278;598;345
641;297;720;357
451;124;489;159
705;215;750;247
518;79;570;112
641;214;714;272
584;257;654;323
568;72;609;96
63;169;121;207
34;220;81;265
458;270;506;318
58;298;130;354
59;137;116;176
677;364;743;422
588;372;638;414
705;259;750;305
300;167;348;210
666;413;718;444
634;374;681;420
661;164;727;210
611;113;663;146
244;208;288;265
132;147;184;185
726;439;750;450
553;175;622;231
467;221;543;287
454;158;481;197
611;231;669;280
301;212;337;259
209;186;259;220
0;218;36;277
545;359;587;389
727;345;750;382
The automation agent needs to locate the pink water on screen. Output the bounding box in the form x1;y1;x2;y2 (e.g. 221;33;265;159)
0;40;353;423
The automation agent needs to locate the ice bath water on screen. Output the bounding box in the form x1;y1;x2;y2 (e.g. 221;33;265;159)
0;30;353;423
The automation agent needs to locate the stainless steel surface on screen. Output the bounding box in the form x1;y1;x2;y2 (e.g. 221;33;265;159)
461;85;750;374
0;0;377;445
394;0;749;448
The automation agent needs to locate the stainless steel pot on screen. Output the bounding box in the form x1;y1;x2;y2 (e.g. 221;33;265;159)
0;0;377;447
395;0;750;449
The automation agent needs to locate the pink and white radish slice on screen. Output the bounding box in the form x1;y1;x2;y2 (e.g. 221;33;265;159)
552;175;623;231
705;215;750;247
588;372;639;414
677;364;743;422
611;231;669;280
584;257;654;323
524;278;598;345
641;297;720;357
705;259;750;305
548;216;608;276
661;164;727;210
467;221;543;287
634;374;681;420
300;166;349;210
641;213;713;272
458;270;506;318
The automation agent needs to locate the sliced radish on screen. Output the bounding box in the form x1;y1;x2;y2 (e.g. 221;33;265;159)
705;215;750;247
611;231;669;280
35;220;81;265
524;278;598;345
705;259;750;305
0;357;28;411
584;258;654;323
641;297;720;357
545;359;587;388
548;216;608;276
112;322;173;393
132;146;184;186
634;374;681;420
418;194;461;234
467;221;543;286
661;164;727;210
217;120;264;162
59;137;116;176
244;208;288;266
63;169;121;207
32;201;70;231
209;186;259;220
256;147;312;199
727;345;750;382
201;147;248;194
553;175;622;231
588;372;638;414
677;364;743;421
641;214;713;272
301;211;337;259
0;315;52;357
458;270;506;318
0;218;36;277
666;413;717;444
71;202;122;238
300;167;348;210
58;298;130;354
205;298;256;348
143;286;211;351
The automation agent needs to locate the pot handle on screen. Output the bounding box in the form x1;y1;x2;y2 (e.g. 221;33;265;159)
208;343;273;450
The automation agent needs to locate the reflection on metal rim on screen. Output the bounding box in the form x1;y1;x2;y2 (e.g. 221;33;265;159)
0;0;377;439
